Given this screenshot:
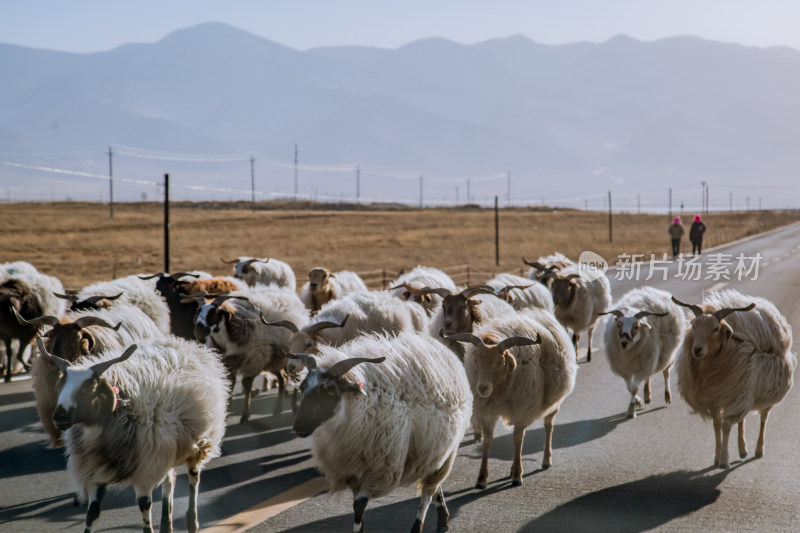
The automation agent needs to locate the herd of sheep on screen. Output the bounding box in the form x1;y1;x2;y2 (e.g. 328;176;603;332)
0;254;795;532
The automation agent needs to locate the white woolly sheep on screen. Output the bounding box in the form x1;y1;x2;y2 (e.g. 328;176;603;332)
58;274;172;335
299;267;368;313
288;331;471;533
390;266;457;316
523;253;575;286
445;308;577;488
38;336;228;533
673;290;796;468
264;290;429;378
601;287;686;418
0;261;66;381
192;287;309;422
20;305;163;448
222;256;297;289
485;272;554;312
547;265;612;362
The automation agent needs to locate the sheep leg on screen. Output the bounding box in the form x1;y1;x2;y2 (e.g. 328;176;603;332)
411;491;434;533
417;450;457;532
719;419;734;469
433;486;450;533
291;388;299;414
240;375;255;424
643;377;652;404
471;411;482;443
663;366;672;404
83;484;106;533
738;419;748;459
353;493;369;533
476;416;497;489
712;416;722;467
756;408;771;458
135;488;154;533
272;372;285;416
3;338;12;382
571;332;580;356
186;466;201;533
586;327;594;362
542;409;558;469
627;381;641;419
160;469;176;533
510;425;526;486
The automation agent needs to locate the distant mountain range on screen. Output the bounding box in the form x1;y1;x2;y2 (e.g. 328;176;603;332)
2;22;799;209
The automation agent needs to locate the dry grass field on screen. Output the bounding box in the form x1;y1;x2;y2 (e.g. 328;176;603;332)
2;201;798;289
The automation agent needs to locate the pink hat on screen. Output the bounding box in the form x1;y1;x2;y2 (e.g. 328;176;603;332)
694;214;702;222
672;216;681;225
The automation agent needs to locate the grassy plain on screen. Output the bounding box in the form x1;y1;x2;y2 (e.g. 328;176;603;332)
1;201;798;288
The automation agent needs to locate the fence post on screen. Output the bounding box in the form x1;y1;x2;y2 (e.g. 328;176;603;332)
382;269;387;290
467;265;471;285
164;173;170;273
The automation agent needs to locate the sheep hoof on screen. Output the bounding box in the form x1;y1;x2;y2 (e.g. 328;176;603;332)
644;398;651;405
473;435;482;444
410;518;423;533
719;462;730;469
541;463;551;470
239;415;250;424
437;526;449;533
739;452;748;459
755;450;764;458
475;482;487;490
511;479;522;487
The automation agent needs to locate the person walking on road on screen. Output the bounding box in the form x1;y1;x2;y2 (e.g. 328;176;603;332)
690;214;706;255
669;216;684;258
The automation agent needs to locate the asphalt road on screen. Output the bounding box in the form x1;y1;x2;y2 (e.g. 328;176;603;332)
2;222;800;532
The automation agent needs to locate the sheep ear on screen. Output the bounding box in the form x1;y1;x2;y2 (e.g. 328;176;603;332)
505;353;517;373
338;379;366;396
80;331;95;353
641;322;652;330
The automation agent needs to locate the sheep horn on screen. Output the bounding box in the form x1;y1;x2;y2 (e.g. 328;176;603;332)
390;282;425;296
73;316;123;331
563;273;581;281
35;337;70;372
522;257;546;270
441;332;486;348
138;273;164;280
326;356;386;379
179;291;212;304
497;334;541;353
600;309;625;318
83;293;124;305
713;303;756;321
306;315;350;336
286;352;318;370
460;286;496;299
242;258;261;266
634;310;669;320
13;308;60;327
259;313;299;333
251;258;270;264
53;292;78;302
89;344;138;376
671;296;703;317
495;284;533;298
418;287;452;298
212;294;249;305
221;257;241;264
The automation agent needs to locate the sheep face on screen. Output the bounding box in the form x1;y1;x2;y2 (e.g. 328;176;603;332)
612;317;649;351
43;324;95;358
308;268;331;293
290;353;385;437
550;277;578;308
468;342;517;399
290;332;317;357
688;315;736;359
193;302;216;344
52;368;117;430
440;295;478;335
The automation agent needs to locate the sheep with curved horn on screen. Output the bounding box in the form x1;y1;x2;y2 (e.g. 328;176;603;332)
600;287;686;418
672;289;795;468
389;266;457;316
548;265;611;362
486;272;554;311
300;266;368;313
192;286;309;422
40;336;228;533
225;256;296;289
446;307;577;488
523;253;575;286
288;330;470;533
22;302;163;448
0;261;66;381
275;291;430;378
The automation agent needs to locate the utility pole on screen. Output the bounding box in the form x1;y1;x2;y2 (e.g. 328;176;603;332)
668;188;672;220
608;190;613;243
701;181;706;215
494;196;500;266
107;146;114;218
356;166;360;203
730;192;733;212
467;179;471;204
250;155;256;212
506;172;511;207
164;174;170;273
759;197;762;211
294;144;298;200
746;196;750;210
456;186;459;205
706;184;709;214
637;194;641;214
419;175;423;208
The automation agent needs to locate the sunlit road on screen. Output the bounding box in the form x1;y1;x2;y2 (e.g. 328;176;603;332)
2;222;800;532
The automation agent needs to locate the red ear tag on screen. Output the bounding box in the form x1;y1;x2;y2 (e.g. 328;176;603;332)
358;381;364;390
111;387;119;410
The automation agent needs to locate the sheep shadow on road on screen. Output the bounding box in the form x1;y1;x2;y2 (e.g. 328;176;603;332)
518;461;754;533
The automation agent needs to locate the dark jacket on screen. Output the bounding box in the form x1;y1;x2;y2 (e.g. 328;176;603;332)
668;224;684;240
690;221;706;243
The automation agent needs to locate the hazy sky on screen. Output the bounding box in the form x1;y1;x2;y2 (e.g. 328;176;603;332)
2;0;799;53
